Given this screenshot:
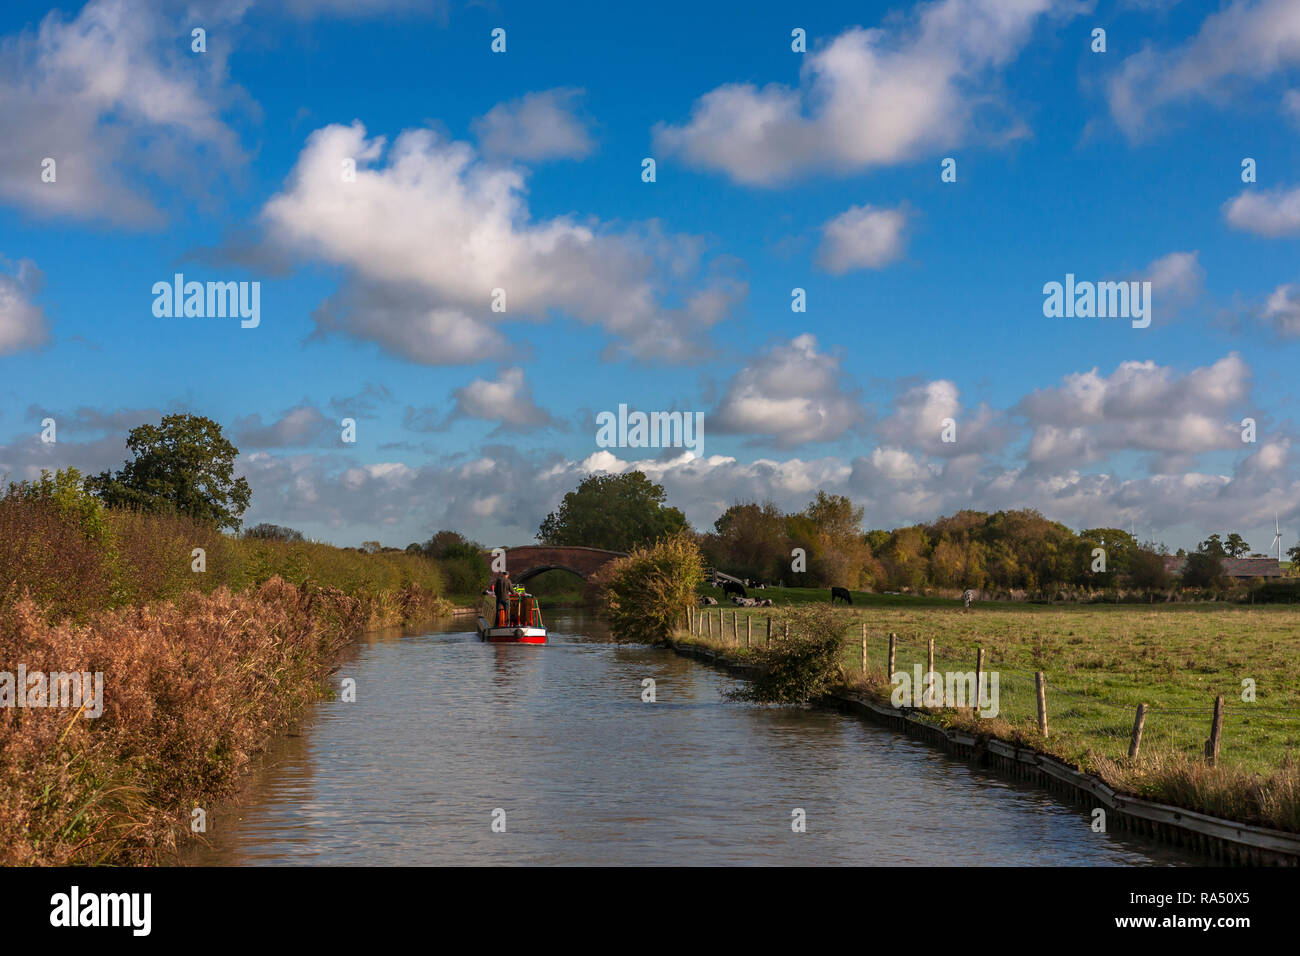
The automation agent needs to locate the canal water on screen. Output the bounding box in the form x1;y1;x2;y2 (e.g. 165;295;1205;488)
188;610;1195;865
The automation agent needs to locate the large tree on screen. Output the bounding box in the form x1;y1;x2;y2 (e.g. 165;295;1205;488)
1127;548;1173;594
799;492;877;588
419;529;483;561
87;414;251;532
538;472;687;552
1224;532;1251;558
1181;551;1227;589
706;501;789;584
417;529;489;595
1197;533;1227;558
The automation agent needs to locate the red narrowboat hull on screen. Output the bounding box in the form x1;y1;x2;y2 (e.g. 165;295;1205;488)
476;617;548;644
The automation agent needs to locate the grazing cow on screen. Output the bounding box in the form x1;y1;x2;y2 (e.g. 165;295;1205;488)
830;586;852;605
962;589;975;610
699;596;719;606
757;598;774;607
722;580;747;599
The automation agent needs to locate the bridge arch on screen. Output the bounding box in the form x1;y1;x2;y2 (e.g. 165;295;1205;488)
485;545;628;582
513;564;590;583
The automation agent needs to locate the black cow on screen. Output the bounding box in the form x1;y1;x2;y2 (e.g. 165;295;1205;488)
722;580;747;599
830;586;853;605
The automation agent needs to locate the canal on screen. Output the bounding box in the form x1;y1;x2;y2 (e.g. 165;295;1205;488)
188;610;1196;865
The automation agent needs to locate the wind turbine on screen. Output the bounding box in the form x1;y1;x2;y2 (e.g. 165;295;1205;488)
1272;514;1283;562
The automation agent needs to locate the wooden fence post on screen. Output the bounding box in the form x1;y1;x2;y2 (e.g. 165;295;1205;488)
746;615;752;648
974;647;984;714
783;620;789;641
926;638;935;706
766;616;772;647
733;611;739;644
706;612;711;638
860;622;866;673
887;633;896;679
1129;703;1147;758
1035;671;1048;738
1206;695;1224;766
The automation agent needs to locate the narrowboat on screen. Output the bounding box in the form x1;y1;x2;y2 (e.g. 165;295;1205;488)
477;589;547;644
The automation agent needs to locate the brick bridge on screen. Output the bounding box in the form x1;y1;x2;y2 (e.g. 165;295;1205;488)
487;545;628;582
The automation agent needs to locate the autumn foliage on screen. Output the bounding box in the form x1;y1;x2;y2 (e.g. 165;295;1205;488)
0;479;453;864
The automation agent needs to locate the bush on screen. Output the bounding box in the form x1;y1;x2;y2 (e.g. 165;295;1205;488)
600;532;704;643
1244;580;1300;604
109;509;243;605
729;607;847;704
7;468;109;542
439;556;489;596
0;493;115;622
413;531;488;596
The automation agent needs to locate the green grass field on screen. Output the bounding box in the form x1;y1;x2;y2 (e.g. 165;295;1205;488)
685;586;1300;828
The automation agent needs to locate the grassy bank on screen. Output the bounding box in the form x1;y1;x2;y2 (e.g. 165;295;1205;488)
0;495;449;628
0;496;454;864
680;600;1300;832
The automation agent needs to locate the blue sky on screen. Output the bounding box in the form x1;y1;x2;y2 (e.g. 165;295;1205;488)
2;0;1299;552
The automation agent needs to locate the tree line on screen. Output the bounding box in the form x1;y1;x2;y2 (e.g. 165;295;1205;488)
26;413;1278;598
533;471;1283;596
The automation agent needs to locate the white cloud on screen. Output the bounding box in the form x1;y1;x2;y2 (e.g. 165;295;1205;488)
309;282;506;366
472;89;594;162
262;122;744;363
222;435;1300;553
1143;250;1204;304
1106;0;1300;138
448;367;558;431
7;378;1298;551
0;0;245;224
710;334;864;446
654;0;1073;185
233;405;334;448
0;259;50;355
816;204;908;273
876;379;1007;457
1223;185;1300;237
